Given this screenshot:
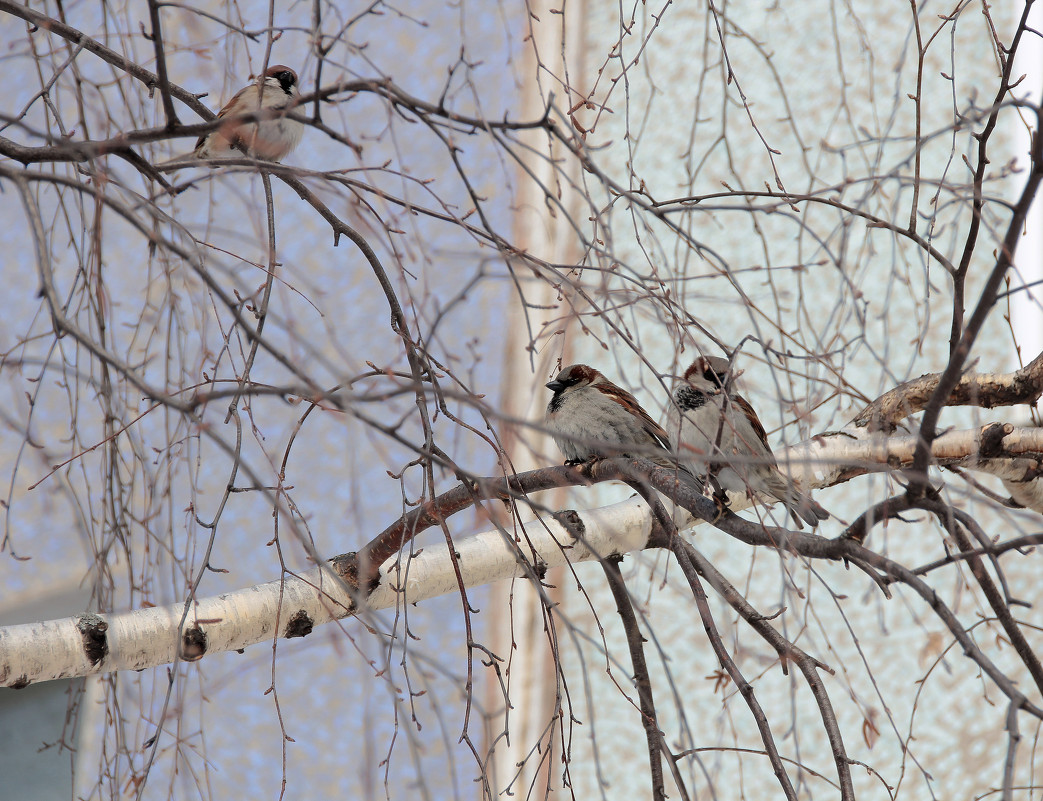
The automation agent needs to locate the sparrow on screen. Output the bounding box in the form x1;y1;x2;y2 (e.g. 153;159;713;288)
545;364;688;474
667;355;829;529
158;66;304;166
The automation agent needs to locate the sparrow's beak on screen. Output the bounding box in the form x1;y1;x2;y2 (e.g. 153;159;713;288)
546;380;564;392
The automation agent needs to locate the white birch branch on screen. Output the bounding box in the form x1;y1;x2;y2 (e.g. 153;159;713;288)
1;423;1040;688
0;498;654;687
800;422;1043;512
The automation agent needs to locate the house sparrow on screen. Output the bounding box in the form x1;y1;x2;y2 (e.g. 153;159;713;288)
545;364;687;474
158;66;303;166
667;355;828;528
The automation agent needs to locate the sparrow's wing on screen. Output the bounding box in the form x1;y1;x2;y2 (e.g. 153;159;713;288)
728;393;779;463
197;83;259;151
215;83;258;119
597;383;674;453
729;394;766;443
636;405;675;453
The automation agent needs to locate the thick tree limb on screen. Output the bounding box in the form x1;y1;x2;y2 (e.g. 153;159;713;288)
2;424;1041;691
853;350;1043;433
0;469;653;687
806;425;1043;513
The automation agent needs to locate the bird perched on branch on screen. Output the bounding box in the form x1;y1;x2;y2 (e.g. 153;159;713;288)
157;66;303;166
667;355;828;528
544;364;689;476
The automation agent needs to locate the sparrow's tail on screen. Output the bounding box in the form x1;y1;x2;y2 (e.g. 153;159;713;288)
647;457;712;505
785;490;829;529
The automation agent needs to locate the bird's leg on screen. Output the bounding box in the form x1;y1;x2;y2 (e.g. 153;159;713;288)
710;490;730;523
705;473;730;523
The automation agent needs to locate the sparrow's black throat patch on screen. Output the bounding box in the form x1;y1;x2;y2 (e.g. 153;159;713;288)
675;385;710;412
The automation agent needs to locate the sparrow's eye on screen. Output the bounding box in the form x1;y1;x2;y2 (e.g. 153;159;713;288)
703;369;724;387
561;372;584;388
272;71;296;92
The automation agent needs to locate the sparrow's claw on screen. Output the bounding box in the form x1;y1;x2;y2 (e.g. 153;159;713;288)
711;490;730;523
